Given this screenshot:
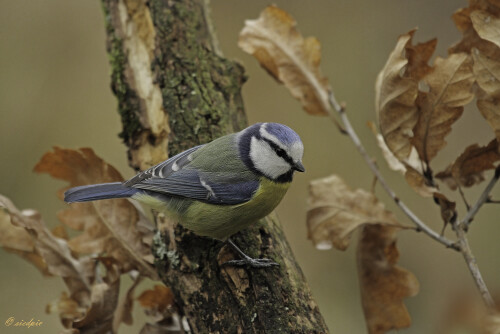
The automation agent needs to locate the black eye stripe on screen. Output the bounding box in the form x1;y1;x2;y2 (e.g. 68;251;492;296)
262;138;295;166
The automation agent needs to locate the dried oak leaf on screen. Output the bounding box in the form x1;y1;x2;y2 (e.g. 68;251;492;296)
138;285;175;318
473;48;500;141
238;5;331;116
0;196;49;275
73;264;121;334
375;30;436;161
34;147;158;280
471;10;500;48
138;285;178;333
412;53;475;164
436;139;500;189
307;174;402;251
368;122;437;197
433;193;457;229
357;224;419;334
449;3;500;56
0;195;93;303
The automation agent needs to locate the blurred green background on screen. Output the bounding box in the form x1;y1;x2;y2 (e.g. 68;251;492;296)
1;0;498;333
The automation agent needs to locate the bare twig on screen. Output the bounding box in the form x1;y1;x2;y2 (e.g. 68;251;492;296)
327;90;458;250
456;183;470;211
462;166;500;229
454;223;496;309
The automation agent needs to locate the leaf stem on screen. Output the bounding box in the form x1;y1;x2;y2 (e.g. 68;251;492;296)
327;90;458;250
462;166;500;229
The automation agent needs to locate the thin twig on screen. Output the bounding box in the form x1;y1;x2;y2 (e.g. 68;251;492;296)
454;223;496;309
462;166;500;229
327;90;458;250
456;183;470;211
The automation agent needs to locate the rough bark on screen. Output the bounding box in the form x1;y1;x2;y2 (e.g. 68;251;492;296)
101;0;329;332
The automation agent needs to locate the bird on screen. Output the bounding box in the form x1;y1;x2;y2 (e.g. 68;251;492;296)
64;122;305;268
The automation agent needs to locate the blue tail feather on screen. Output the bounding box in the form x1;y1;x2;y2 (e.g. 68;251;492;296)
64;182;138;203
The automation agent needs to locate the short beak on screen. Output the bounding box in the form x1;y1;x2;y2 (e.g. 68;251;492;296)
293;161;305;172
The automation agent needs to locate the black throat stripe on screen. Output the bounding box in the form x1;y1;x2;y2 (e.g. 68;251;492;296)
261;137;295;167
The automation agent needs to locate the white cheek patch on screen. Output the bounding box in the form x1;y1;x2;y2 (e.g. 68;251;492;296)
290;141;304;162
250;137;291;179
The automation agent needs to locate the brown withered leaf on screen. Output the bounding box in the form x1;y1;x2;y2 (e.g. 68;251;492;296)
138;285;175;318
478;96;500;141
357;224;419;334
34;147;158;280
375;30;425;161
404;166;438;198
450;5;500;58
473;48;500;98
73;267;121;333
307;175;402;251
0;196;49;275
433;193;457;229
436;139;500;189
368;122;438;197
412;53;475;163
0;195;93;301
238;5;331;116
471;10;500;48
46;292;87;329
473;48;500;141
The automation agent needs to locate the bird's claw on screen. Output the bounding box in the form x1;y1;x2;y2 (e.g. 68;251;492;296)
223;257;279;268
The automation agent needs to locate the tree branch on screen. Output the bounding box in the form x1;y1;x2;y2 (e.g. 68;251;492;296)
462;166;500;229
101;0;329;332
327;91;458;250
454;223;496;309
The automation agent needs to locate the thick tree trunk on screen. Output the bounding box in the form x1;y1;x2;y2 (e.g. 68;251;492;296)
102;0;329;332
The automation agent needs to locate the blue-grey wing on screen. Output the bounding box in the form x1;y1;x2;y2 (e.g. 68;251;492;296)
123;145;202;187
124;144;259;205
131;169;259;205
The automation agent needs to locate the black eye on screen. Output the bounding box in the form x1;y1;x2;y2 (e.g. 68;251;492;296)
276;148;286;158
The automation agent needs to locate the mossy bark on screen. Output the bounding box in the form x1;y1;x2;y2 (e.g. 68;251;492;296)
102;0;329;332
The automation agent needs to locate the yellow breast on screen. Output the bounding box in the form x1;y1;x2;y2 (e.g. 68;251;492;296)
182;177;291;240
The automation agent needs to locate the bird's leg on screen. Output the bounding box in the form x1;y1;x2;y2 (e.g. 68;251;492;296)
222;238;279;268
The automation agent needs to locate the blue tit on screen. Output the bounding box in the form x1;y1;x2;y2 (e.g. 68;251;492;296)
64;122;305;268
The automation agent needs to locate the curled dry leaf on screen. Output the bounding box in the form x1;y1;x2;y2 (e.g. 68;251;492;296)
375;29;435;161
357;224;419;334
238;5;331;116
436;139;500;190
433;193;457;230
307;174;402;251
470;10;500;48
368;122;437;197
138;285;175;318
73;267;121;333
473;48;500;141
0;196;49;275
412;53;475;164
0;195;124;331
138;285;179;333
34;147;158;280
0;194;92;302
449;3;500;56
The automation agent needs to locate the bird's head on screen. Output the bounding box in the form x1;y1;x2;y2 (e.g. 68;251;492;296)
239;123;305;182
